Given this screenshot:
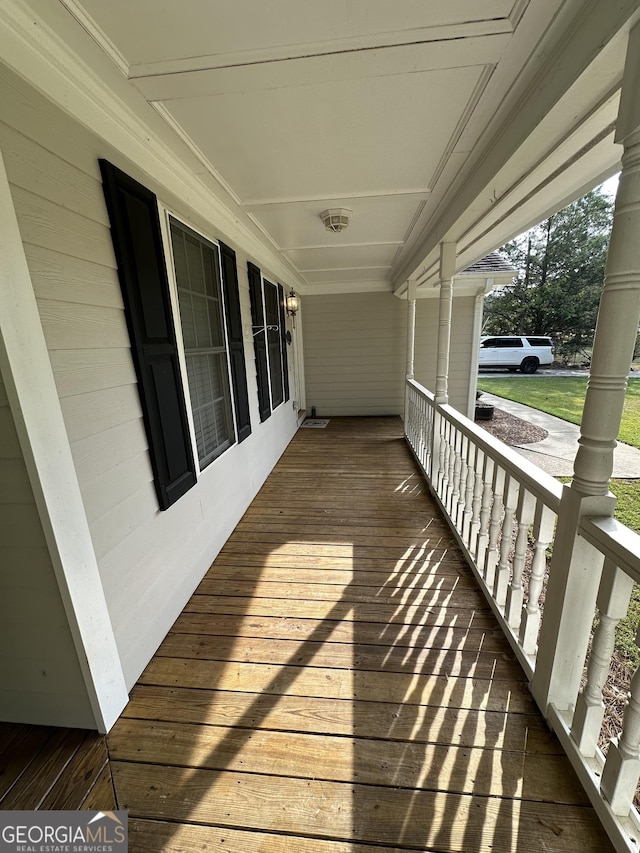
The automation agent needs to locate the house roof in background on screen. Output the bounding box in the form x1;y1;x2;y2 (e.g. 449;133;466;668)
461;253;517;275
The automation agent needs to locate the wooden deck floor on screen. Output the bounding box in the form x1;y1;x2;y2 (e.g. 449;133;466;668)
0;722;115;809
109;416;613;851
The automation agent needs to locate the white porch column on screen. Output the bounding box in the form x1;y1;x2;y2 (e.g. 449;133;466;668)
573;134;640;487
435;242;456;405
406;280;417;380
0;148;128;731
533;25;640;715
430;242;456;486
467;285;487;419
404;280;418;432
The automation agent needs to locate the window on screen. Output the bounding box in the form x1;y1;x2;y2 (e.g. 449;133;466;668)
264;279;285;408
169;218;234;469
247;263;289;421
101;160;251;508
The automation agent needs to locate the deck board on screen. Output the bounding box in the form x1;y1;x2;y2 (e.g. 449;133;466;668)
112;416;613;851
0;724;114;810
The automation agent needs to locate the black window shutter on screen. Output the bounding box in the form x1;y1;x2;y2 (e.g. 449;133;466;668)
247;262;272;422
278;284;290;403
99;160;197;510
220;242;251;443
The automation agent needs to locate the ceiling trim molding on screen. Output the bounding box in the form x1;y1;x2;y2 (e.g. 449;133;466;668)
0;0;306;288
282;240;403;252
133;34;511;101
301;281;393;296
129;19;514;80
57;0;129;76
149;101;243;206
427;64;496;190
243;188;430;207
299;265;391;274
509;0;532;30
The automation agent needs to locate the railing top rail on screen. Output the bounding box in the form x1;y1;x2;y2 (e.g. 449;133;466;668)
405;378;562;512
407;377;435;402
580;515;640;584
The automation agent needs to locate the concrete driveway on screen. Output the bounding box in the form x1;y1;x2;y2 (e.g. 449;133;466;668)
478;391;640;478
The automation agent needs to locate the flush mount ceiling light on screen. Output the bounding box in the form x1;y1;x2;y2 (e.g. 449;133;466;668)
320;208;352;233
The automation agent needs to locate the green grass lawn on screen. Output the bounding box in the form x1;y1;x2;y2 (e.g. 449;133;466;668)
476;376;640;448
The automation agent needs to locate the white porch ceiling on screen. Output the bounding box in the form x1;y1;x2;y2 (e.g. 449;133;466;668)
19;0;640;293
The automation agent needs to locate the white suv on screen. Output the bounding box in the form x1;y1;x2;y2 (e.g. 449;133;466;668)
479;335;554;374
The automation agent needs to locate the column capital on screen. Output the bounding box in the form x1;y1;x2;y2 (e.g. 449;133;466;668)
439;241;456;281
616;21;640;144
435;241;456;405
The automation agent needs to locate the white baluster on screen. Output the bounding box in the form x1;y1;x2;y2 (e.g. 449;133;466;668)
456;434;469;529
476;455;495;571
505;489;535;629
409;388;417;451
494;475;519;609
415;393;423;465
484;465;505;587
449;427;462;518
469;449;485;558
437;416;448;498
601;623;640;814
572;560;634;756
519;502;555;655
461;439;476;545
425;401;432;475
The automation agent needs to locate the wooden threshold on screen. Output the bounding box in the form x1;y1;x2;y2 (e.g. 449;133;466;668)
109;417;613;852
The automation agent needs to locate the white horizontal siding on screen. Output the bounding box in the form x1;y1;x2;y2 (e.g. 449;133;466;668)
12;186;116;267
1;64;298;691
0;373;94;727
71;419;149;484
0;122;110;225
27;244;124;309
303;291;476;418
303;292;407;416
50;349;137;398
414;294;476;414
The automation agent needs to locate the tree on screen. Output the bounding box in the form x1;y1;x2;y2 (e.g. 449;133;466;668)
483;188;614;361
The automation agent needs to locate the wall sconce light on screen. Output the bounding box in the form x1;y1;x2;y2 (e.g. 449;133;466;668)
286;291;299;318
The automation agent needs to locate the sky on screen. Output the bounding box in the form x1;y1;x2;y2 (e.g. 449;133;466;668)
599;173;620;198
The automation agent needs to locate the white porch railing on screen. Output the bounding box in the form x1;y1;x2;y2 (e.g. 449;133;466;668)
405;377;640;852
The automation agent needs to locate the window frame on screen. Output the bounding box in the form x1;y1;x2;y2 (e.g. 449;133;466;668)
248;263;289;419
262;277;285;411
160;210;239;474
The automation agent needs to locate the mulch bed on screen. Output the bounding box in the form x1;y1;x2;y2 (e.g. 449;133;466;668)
475;407;548;445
